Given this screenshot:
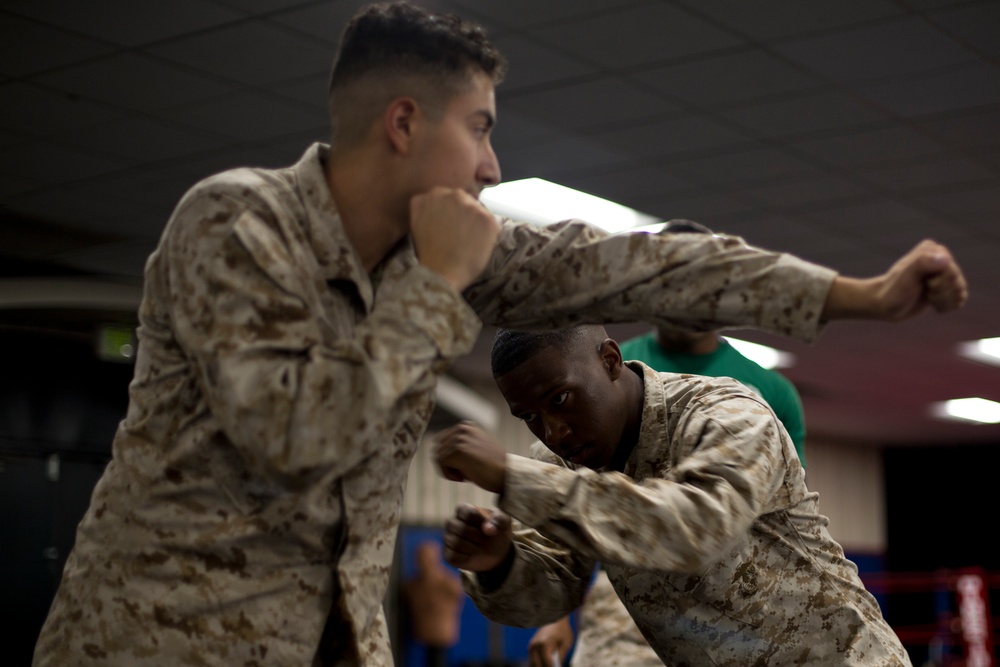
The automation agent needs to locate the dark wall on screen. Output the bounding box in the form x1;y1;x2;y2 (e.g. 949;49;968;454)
883;444;998;666
884;444;996;573
0;327;131;665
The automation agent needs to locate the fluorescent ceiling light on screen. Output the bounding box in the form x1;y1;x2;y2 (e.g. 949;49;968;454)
957;337;1000;368
481;178;661;234
724;337;795;370
931;397;1000;424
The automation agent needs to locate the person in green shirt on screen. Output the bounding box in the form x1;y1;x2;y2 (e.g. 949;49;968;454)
618;326;805;465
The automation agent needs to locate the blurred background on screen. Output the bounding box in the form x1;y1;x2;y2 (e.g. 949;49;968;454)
2;0;998;665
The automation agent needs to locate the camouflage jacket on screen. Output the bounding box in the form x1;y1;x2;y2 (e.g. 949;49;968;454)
467;364;912;667
34;144;835;666
572;569;663;667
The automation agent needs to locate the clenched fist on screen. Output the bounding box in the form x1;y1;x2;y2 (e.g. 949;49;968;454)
410;187;501;291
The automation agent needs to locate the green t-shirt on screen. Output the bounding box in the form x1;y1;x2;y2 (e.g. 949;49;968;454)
619;332;807;467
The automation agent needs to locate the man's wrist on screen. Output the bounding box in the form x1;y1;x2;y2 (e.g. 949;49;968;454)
475;544;516;592
822;276;878;321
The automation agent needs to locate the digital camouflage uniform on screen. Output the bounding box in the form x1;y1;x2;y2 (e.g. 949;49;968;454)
33;143;835;666
570;334;810;667
466;363;911;667
573;570;663;667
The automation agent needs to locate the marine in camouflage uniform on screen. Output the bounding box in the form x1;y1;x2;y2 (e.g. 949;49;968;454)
447;333;911;666
31;141;835;667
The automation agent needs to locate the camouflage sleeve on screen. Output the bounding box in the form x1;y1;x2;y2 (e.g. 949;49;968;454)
465;219;836;342
163;188;481;488
462;520;596;628
499;393;788;574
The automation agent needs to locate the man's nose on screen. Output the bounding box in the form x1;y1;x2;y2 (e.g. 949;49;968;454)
543;417;570;447
478;142;501;186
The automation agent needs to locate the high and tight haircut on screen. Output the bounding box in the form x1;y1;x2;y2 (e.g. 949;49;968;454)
660;219;713;235
327;2;506;148
491;327;596;379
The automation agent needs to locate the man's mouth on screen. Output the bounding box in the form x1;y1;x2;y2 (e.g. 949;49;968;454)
559;443;587;463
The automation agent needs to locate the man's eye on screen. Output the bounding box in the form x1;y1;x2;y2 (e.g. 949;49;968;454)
553;392;569;406
520;413;537;423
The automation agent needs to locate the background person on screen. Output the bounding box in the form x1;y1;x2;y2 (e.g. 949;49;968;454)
402;541;465;667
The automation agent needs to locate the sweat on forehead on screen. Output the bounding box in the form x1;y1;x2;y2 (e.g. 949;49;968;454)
491;326;606;378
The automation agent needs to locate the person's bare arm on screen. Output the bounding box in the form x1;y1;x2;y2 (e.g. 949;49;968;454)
822;239;967;322
528;616;574;667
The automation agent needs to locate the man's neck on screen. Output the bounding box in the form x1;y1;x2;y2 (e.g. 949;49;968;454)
326;148;409;272
610;364;646;472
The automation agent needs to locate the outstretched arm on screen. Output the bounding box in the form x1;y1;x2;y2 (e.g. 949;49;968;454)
822;239;967;321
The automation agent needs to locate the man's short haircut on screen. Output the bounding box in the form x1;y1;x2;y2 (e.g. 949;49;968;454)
492;327;601;378
660;219;713;235
328;2;507;148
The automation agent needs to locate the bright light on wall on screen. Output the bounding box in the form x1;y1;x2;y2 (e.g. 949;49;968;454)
931;397;1000;424
481;178;661;233
957;337;1000;368
724;337;795;370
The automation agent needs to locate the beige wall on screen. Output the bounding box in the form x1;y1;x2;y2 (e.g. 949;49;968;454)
402;379;888;556
803;438;886;554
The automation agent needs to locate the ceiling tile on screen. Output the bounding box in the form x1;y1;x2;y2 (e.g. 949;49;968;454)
631;49;822;107
449;0;626;28
54;117;229;164
81;168;201;213
774;16;974;82
722;92;888;138
0;12;114;77
855;61;1000;116
562;166;694;207
491;34;597;92
591;115;753;160
749;176;868;207
0;82;132;136
164;91;327;142
145;21;332;86
919;108;1000;149
669;146;823;185
5;0;243;47
858;157;997;192
3;186;143;230
0;140;131;184
488;135;631;182
211;0;319;14
633;187;757;225
532;3;743;69
792;126;948;167
502;78;676;131
165;144;308;180
490;109;564;153
31;53;239;112
267;2;368;43
271;74;330;109
806;197;941;233
931;1;1000;60
676;0;904;41
916;179;1000;217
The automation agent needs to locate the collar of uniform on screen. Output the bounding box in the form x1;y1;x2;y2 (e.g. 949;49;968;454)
621;361;669;478
292;142;375;310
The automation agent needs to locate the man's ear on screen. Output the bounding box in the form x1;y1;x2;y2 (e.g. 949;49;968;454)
599;339;624;380
384;96;420;155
